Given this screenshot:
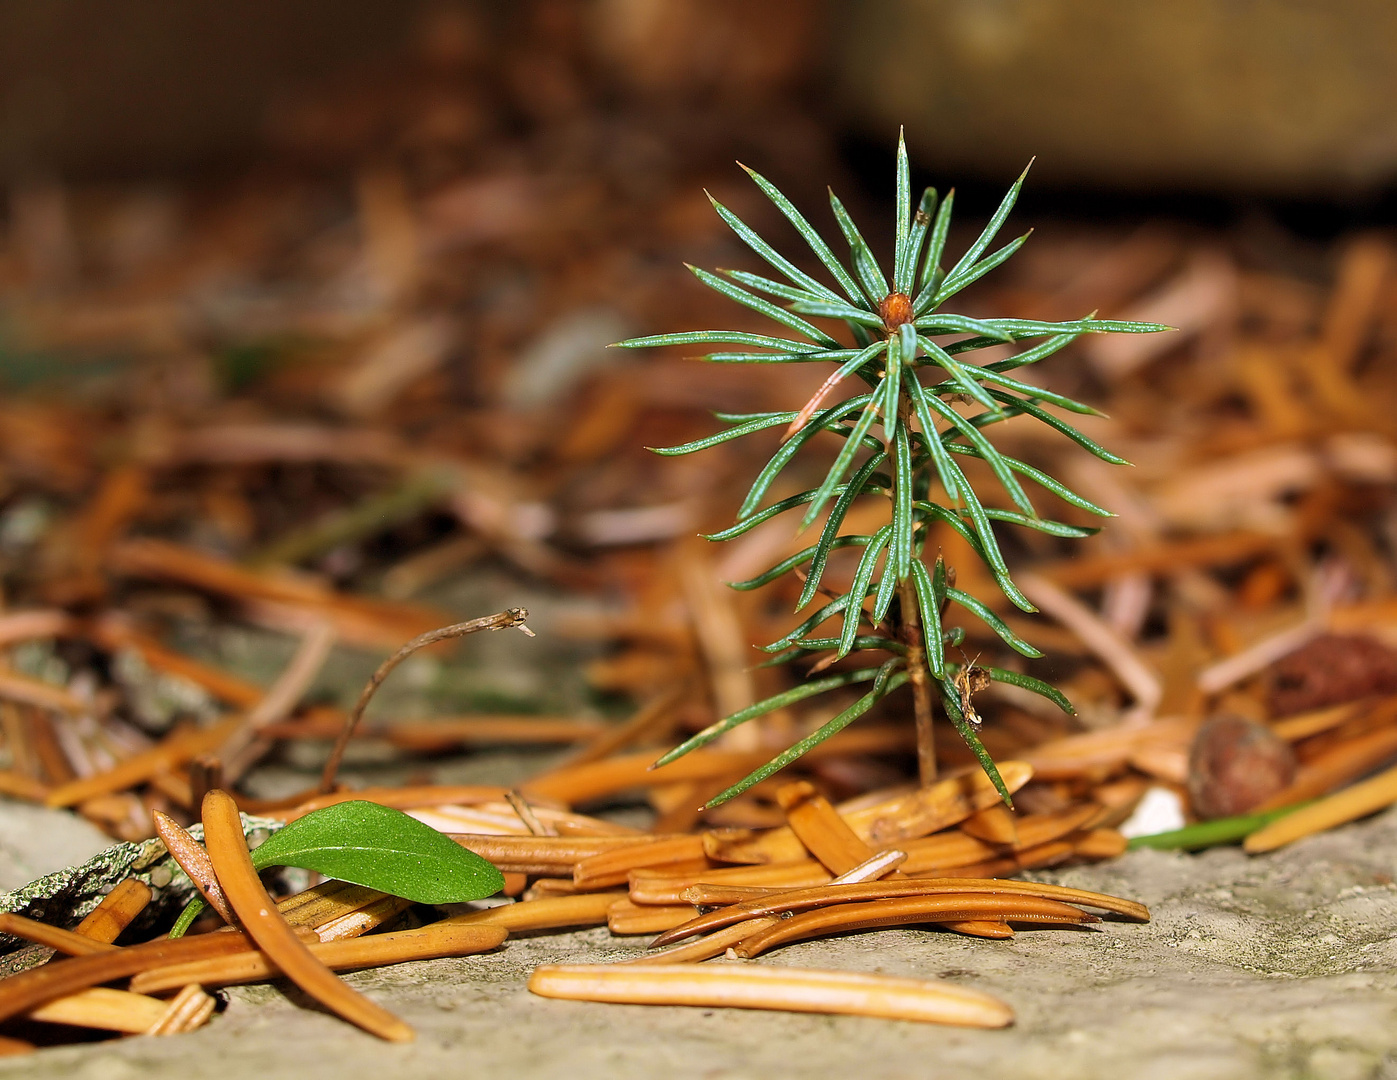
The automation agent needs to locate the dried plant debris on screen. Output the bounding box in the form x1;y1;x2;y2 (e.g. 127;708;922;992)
1;0;1396;1056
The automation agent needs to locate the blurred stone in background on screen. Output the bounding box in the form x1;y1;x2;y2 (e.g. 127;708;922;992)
835;0;1397;194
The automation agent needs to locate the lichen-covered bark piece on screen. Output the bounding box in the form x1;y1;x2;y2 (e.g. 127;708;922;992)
0;816;283;959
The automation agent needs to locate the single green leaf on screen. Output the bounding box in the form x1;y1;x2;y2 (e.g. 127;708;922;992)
800;394;882;530
891;420;914;581
914;313;1015;341
872;556;900;624
703;487;828;542
718;268;829;306
788;299;886;328
700;351;841;364
248;801;505;904
650;413;789;456
984;317;1175;337
790;635;906;654
980;507;1099;538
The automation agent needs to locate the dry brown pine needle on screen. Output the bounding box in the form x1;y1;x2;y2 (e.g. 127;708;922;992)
528;964;1014;1027
201;788;415;1042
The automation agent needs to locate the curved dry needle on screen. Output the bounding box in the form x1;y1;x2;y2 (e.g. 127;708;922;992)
152;810;235;925
319;608;533;793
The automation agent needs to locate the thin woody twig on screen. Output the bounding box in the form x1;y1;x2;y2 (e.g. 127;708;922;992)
318;608;534;793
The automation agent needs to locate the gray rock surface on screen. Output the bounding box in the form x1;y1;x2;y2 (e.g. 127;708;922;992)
6;805;1397;1079
0;802;120;893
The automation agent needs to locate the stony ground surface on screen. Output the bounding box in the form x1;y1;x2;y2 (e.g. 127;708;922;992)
6;804;1397;1080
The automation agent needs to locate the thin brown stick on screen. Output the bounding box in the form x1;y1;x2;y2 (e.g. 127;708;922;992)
152;810;235;924
505;789;556;836
319;609;533;792
201;788;414;1042
220;620;336;784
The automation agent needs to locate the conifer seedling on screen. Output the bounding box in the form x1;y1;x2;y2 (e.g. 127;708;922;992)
620;133;1169;807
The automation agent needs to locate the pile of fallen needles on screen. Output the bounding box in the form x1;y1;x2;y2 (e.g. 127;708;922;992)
0;771;1149;1052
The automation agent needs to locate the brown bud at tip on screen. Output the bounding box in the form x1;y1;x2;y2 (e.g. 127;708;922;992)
879;292;913;330
1187;714;1296;820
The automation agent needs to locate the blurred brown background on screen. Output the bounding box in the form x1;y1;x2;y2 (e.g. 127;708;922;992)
0;0;1395;837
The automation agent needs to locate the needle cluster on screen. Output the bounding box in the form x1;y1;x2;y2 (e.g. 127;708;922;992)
620;133;1168;806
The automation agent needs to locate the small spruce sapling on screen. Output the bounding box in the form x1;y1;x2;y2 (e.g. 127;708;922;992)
619;133;1169;807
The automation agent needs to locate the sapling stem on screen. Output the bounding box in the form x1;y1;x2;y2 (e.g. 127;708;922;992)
897;576;936;782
